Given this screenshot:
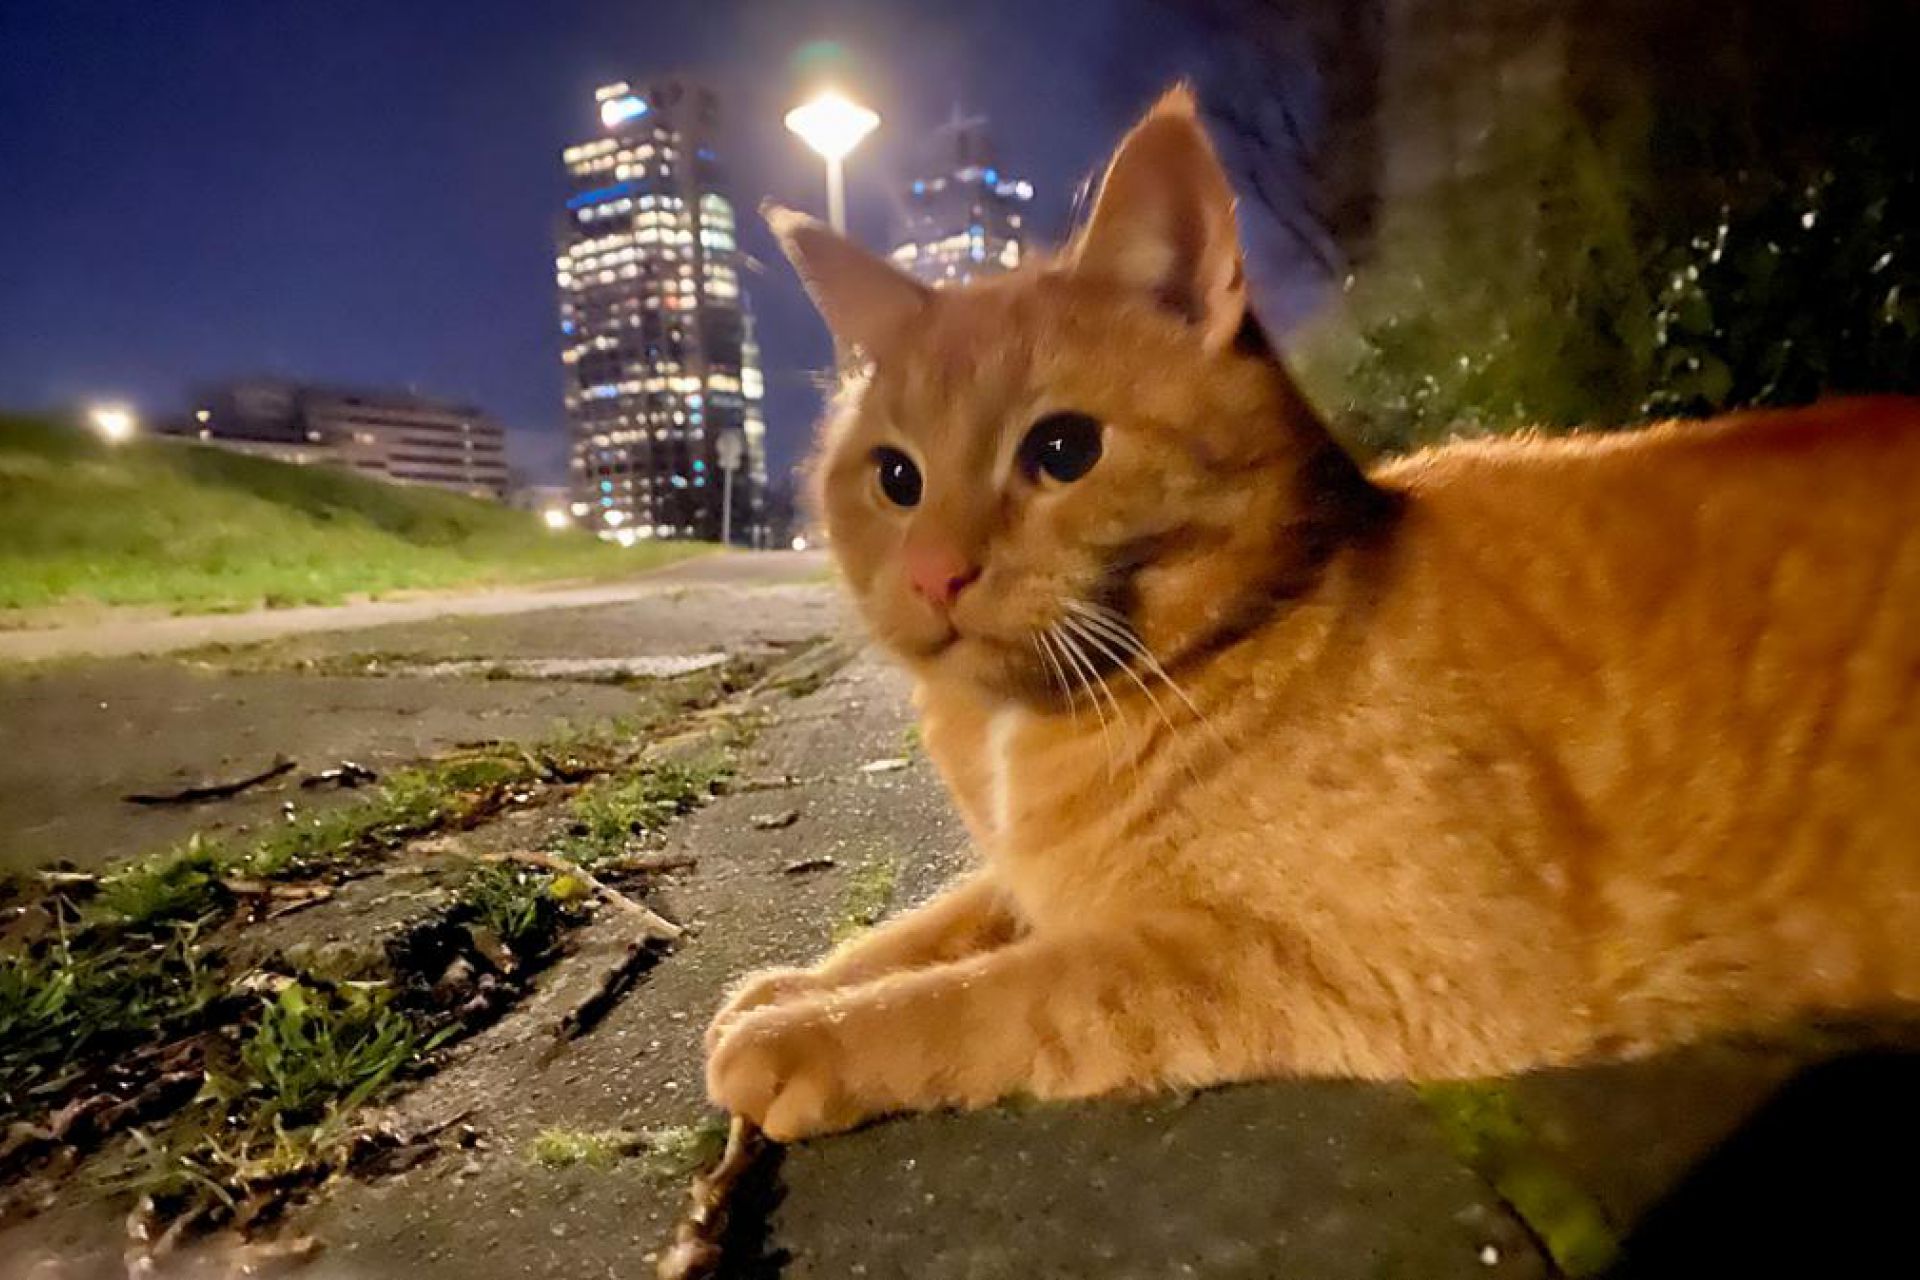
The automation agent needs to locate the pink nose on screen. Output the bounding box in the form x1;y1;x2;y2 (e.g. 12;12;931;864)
903;542;980;608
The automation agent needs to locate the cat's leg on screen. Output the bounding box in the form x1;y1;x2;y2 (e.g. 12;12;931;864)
707;915;1373;1140
705;870;1023;1053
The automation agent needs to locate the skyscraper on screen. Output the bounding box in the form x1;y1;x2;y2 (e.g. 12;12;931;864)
889;113;1033;287
556;79;768;545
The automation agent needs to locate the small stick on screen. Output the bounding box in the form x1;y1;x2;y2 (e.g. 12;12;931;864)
485;850;683;942
551;941;663;1042
600;851;699;875
124;757;296;806
656;1116;772;1280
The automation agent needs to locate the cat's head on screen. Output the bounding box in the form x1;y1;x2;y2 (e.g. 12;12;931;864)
773;87;1387;704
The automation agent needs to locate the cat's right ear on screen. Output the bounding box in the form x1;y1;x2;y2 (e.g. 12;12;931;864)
765;202;931;361
1069;86;1247;351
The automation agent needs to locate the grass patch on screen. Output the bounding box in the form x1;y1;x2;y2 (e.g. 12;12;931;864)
832;857;900;945
454;863;573;963
106;979;454;1224
0;924;222;1124
560;754;734;863
226;738;598;880
238;981;448;1127
1419;1082;1620;1276
0;412;709;615
89;838;228;929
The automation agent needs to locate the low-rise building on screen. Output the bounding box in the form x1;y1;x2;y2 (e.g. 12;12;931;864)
165;379;510;500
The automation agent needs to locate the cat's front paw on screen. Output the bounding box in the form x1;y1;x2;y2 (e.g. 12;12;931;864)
705;965;824;1054
705;1002;864;1141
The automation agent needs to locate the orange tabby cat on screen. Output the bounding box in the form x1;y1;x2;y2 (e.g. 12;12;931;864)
705;87;1920;1141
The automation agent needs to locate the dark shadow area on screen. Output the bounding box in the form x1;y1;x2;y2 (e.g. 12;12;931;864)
1609;1049;1920;1278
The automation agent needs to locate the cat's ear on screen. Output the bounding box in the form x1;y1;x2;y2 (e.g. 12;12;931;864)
765;202;931;360
1069;85;1247;350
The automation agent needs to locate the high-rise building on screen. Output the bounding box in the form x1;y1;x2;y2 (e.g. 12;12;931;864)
556;78;768;545
889;113;1033;287
163;379;509;499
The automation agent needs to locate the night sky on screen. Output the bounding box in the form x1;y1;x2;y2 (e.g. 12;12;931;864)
0;0;1202;483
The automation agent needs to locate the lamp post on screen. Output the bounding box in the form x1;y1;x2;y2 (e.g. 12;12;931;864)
716;427;745;548
783;91;880;234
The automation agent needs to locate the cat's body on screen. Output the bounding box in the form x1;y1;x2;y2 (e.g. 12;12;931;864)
705;90;1920;1140
923;398;1920;1080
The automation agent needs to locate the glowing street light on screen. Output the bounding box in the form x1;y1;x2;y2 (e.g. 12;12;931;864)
541;508;571;531
88;404;137;444
784;90;879;234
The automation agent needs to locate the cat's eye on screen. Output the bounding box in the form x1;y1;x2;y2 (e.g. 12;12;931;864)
873;447;923;508
1018;413;1104;485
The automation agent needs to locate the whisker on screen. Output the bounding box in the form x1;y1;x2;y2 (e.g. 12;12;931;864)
1063;613;1178;742
1050;623;1119;781
1033;628;1080;726
1058;618;1142;787
1067;601;1220;744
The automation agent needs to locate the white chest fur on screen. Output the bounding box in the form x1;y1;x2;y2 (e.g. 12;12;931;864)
985;705;1024;842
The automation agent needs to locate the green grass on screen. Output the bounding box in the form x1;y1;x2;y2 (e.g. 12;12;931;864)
0;413;709;614
456;863;573;962
89;838;228;929
0;923;222;1124
560;754;734;863
239;981;445;1127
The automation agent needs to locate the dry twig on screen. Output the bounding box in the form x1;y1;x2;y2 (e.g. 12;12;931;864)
656;1116;773;1280
484;850;683;942
124;757;296;806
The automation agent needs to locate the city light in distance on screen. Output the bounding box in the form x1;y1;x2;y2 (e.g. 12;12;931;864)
791;535;810;552
542;508;571;531
88;404;137;444
784;91;880;162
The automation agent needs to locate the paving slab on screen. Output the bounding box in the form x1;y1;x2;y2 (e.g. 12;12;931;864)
770;1082;1546;1280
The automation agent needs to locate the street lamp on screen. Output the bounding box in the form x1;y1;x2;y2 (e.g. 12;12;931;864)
784;90;879;234
88;404;137;444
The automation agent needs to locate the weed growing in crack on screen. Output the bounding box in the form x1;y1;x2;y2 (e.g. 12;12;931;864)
455;863;573;964
237;981;449;1127
89;837;227;930
0;923;221;1125
560;754;733;864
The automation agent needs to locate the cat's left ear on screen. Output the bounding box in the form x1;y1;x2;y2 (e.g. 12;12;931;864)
1070;85;1247;350
765;202;931;361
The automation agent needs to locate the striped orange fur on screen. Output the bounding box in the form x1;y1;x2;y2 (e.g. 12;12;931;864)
705;88;1920;1140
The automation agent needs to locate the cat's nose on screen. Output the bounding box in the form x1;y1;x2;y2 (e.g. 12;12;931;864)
904;542;981;609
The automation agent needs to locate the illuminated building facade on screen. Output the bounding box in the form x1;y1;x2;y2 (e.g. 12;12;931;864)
889;113;1032;287
557;78;768;545
166;379;509;499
